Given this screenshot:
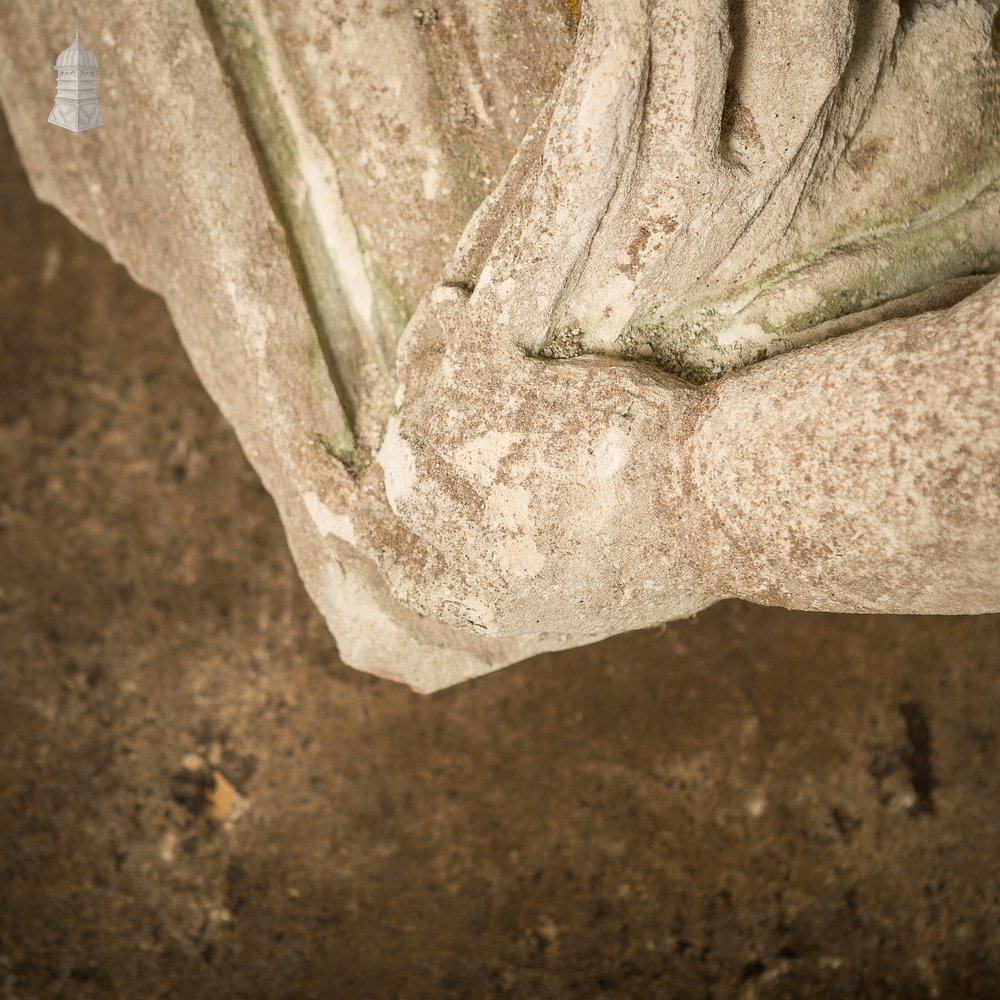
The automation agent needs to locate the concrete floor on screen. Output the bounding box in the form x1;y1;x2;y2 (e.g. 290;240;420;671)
1;110;999;999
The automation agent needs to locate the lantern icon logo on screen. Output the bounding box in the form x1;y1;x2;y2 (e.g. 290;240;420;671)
49;19;105;132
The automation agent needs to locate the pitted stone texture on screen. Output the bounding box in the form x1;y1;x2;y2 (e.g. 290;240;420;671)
0;0;584;690
0;0;996;689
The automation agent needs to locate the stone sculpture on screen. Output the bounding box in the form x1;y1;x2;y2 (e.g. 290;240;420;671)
1;1;997;689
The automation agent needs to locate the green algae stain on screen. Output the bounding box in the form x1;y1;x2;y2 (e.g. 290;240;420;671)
198;0;411;470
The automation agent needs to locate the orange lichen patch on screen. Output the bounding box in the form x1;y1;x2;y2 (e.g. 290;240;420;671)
563;0;583;22
205;769;237;822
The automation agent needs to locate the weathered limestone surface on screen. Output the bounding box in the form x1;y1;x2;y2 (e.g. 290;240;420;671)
1;1;997;689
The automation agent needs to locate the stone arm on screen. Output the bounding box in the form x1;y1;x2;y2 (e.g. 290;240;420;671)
370;261;999;639
364;0;1000;635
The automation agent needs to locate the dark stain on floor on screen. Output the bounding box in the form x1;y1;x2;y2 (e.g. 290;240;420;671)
899;700;937;817
1;110;999;999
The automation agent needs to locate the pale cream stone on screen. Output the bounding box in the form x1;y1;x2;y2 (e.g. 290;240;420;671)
1;0;996;689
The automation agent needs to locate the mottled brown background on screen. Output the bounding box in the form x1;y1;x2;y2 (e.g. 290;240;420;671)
1;107;999;999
